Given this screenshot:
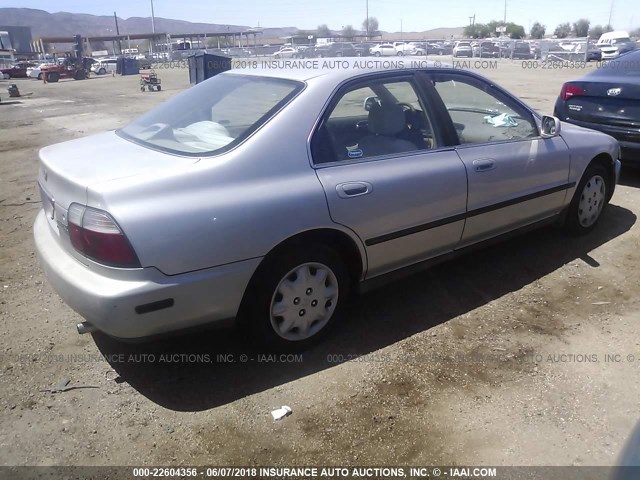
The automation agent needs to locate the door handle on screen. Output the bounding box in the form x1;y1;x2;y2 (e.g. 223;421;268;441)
336;182;372;198
473;158;496;172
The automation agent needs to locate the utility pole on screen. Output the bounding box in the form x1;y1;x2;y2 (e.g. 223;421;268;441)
113;12;122;54
150;0;156;33
365;0;369;40
503;0;507;25
150;0;156;55
400;19;403;42
608;0;614;28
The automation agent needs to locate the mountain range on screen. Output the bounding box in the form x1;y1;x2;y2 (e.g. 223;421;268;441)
0;7;464;41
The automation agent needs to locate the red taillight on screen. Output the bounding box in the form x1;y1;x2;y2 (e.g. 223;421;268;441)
560;83;586;101
67;203;140;268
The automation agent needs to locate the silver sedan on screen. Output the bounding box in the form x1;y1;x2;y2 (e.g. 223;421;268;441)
34;63;622;349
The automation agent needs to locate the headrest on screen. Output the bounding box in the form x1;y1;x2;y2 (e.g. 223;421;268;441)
368;102;406;136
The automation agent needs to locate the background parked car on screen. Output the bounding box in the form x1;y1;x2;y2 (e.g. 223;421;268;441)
393;42;417;56
352;42;377;57
426;43;445;55
324;42;357;57
453;41;473;57
554;49;640;166
573;42;603;61
27;61;57;80
91;58;118;75
272;47;299;59
1;62;36;79
302;45;329;58
476;42;500;58
370;43;397;57
596;31;637;59
511;41;534;59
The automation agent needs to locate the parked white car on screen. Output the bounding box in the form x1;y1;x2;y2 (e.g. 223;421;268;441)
393;42;417;56
27;62;55;80
596;31;637;59
453;41;473;57
370;43;398;57
91;58;118;75
272;47;299;59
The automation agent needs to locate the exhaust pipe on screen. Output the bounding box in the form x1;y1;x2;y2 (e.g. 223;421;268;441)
77;322;97;335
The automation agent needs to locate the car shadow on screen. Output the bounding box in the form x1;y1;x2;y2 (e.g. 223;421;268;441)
93;203;636;411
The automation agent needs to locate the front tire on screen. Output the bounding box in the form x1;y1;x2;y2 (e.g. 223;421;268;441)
239;245;350;350
563;163;610;235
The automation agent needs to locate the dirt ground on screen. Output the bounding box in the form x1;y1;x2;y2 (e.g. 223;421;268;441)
1;60;640;470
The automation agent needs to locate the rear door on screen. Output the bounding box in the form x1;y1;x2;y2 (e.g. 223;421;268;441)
429;71;572;247
311;73;468;278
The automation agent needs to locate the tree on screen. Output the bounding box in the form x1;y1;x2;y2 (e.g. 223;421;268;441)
554;22;571;38
464;23;491;38
507;23;526;39
362;17;379;36
631;27;640;38
573;18;590;37
342;25;356;39
530;22;546;39
484;20;525;39
316;24;331;37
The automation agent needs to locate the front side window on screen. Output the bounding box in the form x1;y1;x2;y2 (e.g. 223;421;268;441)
119;74;303;156
312;78;436;164
432;74;538;145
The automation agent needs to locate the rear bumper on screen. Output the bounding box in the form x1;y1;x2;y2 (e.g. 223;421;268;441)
33;210;261;338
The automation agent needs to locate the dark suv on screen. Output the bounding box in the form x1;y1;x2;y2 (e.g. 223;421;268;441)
511;41;533;59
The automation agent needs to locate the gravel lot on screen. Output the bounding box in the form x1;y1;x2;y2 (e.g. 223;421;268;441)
1;59;640;470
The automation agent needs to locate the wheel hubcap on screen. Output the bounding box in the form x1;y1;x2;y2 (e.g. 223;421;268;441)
270;262;339;341
578;175;606;227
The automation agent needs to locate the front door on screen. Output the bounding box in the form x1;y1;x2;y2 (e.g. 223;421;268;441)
430;71;572;246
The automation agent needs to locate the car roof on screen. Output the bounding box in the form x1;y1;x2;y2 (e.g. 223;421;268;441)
225;60;451;83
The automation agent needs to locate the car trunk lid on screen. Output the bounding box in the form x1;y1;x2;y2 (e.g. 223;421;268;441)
562;79;640;128
38;131;197;243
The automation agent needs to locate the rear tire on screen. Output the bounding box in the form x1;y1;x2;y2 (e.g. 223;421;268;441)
238;245;350;351
47;72;59;82
563;163;610;235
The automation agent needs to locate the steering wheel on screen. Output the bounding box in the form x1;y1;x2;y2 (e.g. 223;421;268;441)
397;102;416;113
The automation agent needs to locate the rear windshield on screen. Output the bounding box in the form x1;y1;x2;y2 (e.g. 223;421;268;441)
118;74;303;156
590;50;640;77
612;38;631;44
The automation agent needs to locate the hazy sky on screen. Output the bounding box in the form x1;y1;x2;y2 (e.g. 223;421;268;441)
1;0;638;33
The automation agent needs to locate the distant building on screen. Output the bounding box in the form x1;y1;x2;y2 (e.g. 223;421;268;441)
0;25;33;54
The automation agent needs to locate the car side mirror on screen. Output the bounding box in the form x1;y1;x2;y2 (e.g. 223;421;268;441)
541;115;562;138
363;96;381;112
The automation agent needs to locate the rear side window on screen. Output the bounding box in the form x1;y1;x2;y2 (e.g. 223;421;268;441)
312;78;436;164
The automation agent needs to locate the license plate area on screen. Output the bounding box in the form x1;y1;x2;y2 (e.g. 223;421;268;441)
39;182;55;221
